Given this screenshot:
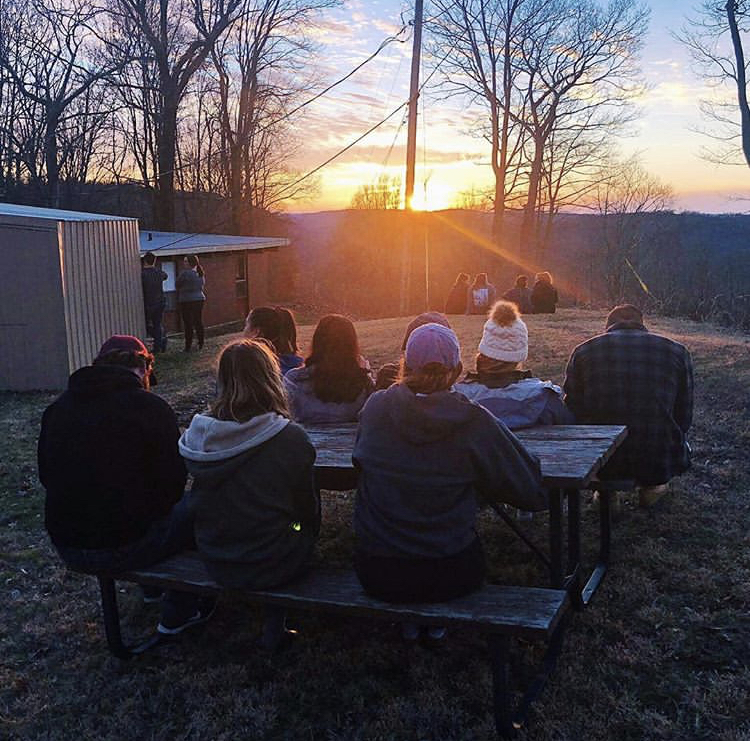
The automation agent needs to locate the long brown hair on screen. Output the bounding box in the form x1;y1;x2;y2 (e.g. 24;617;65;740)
306;314;369;403
209;340;289;422
275;307;298;354
398;360;460;395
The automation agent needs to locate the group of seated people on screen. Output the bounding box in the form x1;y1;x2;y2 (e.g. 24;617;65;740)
38;301;693;647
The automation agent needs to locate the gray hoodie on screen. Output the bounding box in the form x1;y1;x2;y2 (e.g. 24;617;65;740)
179;413;319;588
353;384;546;559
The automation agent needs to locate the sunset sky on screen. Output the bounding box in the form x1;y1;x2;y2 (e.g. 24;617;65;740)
289;0;750;214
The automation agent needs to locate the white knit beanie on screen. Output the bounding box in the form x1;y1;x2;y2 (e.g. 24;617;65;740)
478;302;528;362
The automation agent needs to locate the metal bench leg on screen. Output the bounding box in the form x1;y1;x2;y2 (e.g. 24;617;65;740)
581;490;612;605
488;634;515;739
513;615;567;729
565;490;584;611
98;577;132;659
548;489;564;588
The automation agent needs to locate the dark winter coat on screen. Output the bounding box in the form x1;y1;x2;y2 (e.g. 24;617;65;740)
502;286;533;314
179;414;319;589
445;282;469;314
530;281;558;313
563;322;693;485
39;365;186;550
141;266;167;309
353;383;546;559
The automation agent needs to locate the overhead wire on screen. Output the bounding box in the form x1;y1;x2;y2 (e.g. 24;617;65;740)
155;13;460;250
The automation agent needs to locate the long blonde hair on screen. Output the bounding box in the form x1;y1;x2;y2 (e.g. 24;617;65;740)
210;340;289;422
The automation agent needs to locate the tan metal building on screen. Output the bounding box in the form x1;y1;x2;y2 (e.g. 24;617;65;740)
0;204;145;390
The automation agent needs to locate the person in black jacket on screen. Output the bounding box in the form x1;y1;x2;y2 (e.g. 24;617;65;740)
530;271;558;314
444;272;470;314
38;335;212;637
141;251;168;352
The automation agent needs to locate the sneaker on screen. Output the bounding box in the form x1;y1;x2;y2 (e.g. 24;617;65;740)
157;597;216;635
515;509;533;521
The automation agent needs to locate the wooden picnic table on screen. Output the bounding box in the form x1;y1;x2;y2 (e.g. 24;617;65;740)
305;423;628;607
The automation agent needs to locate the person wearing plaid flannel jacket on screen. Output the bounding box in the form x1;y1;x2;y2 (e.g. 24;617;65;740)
563;304;693;506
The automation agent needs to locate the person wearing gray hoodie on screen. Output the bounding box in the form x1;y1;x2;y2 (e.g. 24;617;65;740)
353;324;546;605
179;340;320;591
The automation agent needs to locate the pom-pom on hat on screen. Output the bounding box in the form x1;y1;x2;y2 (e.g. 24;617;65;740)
405;323;461;371
478;301;528;363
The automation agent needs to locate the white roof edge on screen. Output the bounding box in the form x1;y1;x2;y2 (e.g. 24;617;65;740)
141;238;288;257
0;202;136;222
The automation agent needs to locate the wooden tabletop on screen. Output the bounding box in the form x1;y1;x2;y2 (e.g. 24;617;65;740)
305;423;627;489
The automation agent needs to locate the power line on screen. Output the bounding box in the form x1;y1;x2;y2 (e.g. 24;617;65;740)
154;17;460;250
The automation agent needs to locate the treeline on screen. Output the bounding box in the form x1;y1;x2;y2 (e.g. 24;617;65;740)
0;0;337;233
286;209;750;329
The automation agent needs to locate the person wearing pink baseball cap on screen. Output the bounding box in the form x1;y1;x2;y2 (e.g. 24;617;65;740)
352;323;546;644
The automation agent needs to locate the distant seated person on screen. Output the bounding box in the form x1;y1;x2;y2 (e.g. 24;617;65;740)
444;272;470;314
244;306;303;374
502;274;533;314
467;272;497;314
563;304;694;507
375;311;452;390
353;323;546;612
455;301;573;429
530;271;558;314
38;335;212;637
284;314;373;424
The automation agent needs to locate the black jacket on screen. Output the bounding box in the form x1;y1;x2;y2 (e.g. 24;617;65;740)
141;266;167;309
39;365;186;549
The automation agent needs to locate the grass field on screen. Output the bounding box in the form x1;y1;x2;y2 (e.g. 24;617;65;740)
2;309;749;740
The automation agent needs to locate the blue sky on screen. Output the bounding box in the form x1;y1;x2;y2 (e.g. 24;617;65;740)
290;0;750;212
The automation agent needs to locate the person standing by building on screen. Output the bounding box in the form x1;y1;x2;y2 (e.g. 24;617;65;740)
141;251;168;353
176;254;206;352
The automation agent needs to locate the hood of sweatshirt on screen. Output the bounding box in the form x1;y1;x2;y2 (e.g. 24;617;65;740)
379;382;480;445
179;412;289;464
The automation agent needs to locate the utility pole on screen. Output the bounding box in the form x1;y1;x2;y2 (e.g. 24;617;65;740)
400;0;423;314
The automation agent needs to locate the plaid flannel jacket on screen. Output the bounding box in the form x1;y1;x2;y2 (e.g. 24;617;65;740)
563;323;693;485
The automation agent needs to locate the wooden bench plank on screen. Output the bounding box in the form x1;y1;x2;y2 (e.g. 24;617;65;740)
114;552;569;641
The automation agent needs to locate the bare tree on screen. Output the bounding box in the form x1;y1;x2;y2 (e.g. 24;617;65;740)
427;0;541;245
680;0;750;168
592;156;673;304
350;174;402;210
105;0;244;230
516;0;648;257
0;0;128;207
208;0;337;233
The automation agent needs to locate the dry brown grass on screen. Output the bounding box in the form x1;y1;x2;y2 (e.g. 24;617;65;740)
2;308;749;740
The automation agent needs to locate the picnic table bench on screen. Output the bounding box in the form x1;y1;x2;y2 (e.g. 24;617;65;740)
86;423;625;738
98;551;569;739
